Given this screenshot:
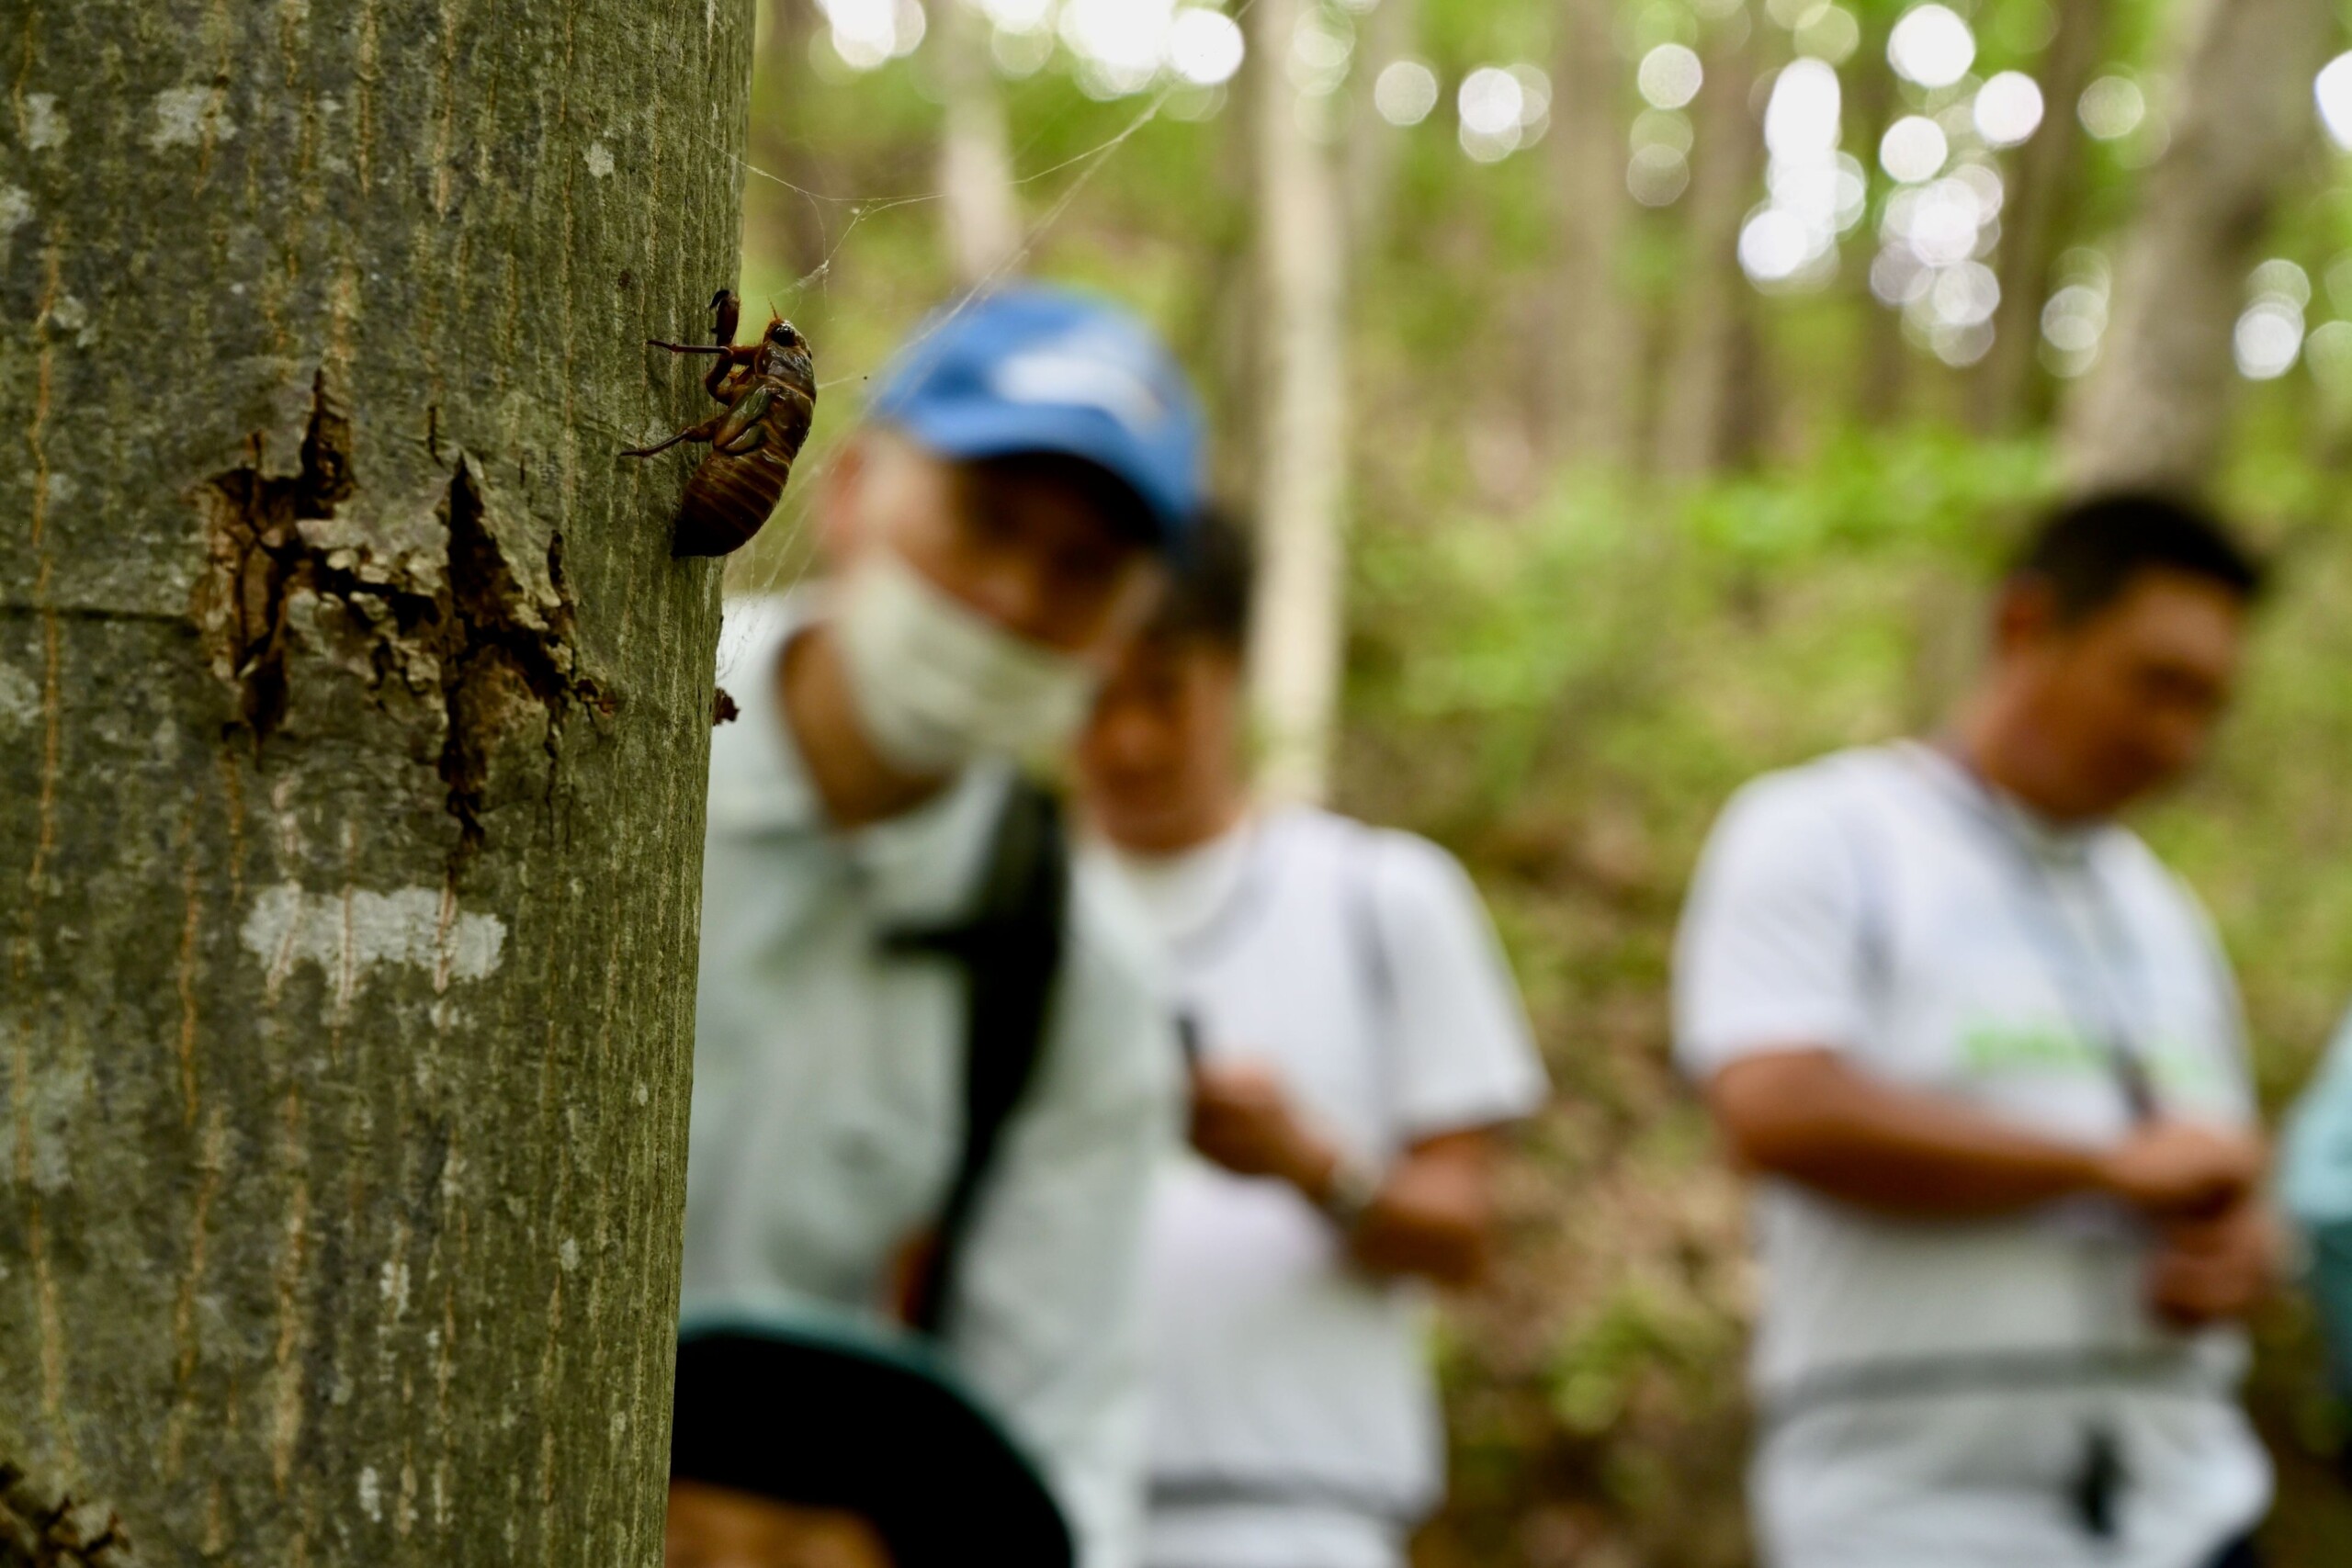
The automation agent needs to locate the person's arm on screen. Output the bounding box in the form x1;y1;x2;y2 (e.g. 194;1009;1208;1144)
1188;1066;1498;1286
1341;1128;1498;1286
1708;1046;2264;1222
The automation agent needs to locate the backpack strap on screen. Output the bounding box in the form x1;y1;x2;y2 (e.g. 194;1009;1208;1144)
882;777;1070;1339
1341;821;1404;1146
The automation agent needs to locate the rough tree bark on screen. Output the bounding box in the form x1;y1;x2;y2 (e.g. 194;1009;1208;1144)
2061;0;2334;491
1654;21;1765;480
1973;0;2109;434
1548;0;1635;465
1242;0;1350;804
936;0;1022;288
1;0;752;1562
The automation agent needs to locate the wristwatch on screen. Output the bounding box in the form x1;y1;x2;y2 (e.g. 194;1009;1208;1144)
1317;1156;1383;1234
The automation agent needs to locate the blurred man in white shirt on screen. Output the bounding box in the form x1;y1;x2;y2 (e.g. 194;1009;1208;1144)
1675;492;2276;1568
1074;513;1549;1568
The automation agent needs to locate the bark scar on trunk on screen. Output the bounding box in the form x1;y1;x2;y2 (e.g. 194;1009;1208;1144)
0;1458;139;1567
191;372;610;853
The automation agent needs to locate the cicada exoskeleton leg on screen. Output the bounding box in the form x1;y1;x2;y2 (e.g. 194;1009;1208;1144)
618;412;727;460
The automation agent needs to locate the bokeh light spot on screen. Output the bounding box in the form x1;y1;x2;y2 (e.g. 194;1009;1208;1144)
1880;116;1949;184
1888;5;1975;90
1374;61;1440;126
2250;258;2312;310
1973;72;2045;148
1629;143;1691;206
1764;60;1843;160
1168;8;1245;87
1796;6;1861;66
1459;66;1524;137
2318;53;2352;151
2078;75;2145;141
2235;301;2304;379
1639;44;1705;111
1739;207;1814;284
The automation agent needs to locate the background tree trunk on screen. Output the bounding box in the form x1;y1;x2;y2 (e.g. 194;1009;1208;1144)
1654;22;1765;480
1343;0;1419;252
1548;0;1634;465
1973;0;2109;434
2061;0;2335;491
0;0;752;1562
756;0;836;288
1844;8;1912;430
1242;0;1350;804
936;0;1023;288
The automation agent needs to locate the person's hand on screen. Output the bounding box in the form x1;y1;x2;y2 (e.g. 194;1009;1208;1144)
1188;1060;1329;1190
2093;1121;2263;1222
2145;1196;2281;1329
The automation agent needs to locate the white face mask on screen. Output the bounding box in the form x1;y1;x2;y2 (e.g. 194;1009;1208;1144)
833;547;1101;774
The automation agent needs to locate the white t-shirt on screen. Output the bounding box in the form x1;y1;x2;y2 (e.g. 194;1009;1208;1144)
684;596;1182;1568
1099;807;1548;1568
1674;742;2270;1568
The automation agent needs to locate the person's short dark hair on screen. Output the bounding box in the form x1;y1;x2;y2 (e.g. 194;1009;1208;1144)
2010;491;2266;624
1146;505;1254;652
968;450;1161;549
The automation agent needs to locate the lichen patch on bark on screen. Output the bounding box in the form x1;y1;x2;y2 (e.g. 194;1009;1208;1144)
191;375;610;852
238;882;507;1001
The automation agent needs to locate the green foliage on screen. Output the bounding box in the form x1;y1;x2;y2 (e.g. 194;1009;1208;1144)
1549;1279;1738;1437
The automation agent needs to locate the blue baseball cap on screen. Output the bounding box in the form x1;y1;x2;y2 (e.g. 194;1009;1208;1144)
868;285;1205;551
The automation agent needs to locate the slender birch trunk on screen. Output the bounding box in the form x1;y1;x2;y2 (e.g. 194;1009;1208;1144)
936;0;1022;288
1344;0;1419;251
0;0;752;1561
1242;0;1350;804
2062;0;2335;491
1549;0;1634;465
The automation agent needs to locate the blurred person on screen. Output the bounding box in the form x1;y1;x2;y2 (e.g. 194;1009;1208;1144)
667;1312;1073;1568
1674;493;2278;1568
2280;1010;2352;1480
679;287;1205;1568
1073;513;1549;1568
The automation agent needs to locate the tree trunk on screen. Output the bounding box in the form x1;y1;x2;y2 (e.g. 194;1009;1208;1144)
1242;0;1350;804
756;0;835;287
1846;13;1911;429
1654;23;1765;479
1548;0;1635;465
1344;0;1419;253
0;1;751;1562
1973;0;2109;434
936;0;1022;288
2061;0;2334;491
